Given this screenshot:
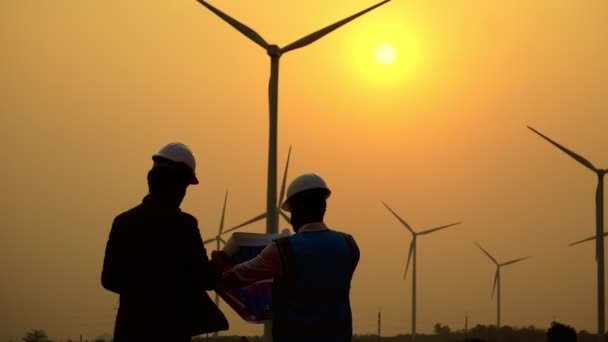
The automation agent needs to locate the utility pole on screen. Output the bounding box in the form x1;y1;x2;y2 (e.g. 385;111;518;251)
464;312;469;340
378;307;382;342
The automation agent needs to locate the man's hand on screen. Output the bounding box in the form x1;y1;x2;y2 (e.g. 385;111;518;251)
211;250;230;268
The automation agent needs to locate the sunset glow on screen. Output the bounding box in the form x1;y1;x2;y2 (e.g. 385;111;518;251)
375;44;396;64
2;0;608;341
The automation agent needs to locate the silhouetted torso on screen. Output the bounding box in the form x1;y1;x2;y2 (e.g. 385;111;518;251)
102;194;224;342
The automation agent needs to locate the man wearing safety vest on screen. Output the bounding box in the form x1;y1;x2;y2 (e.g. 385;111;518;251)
215;173;360;342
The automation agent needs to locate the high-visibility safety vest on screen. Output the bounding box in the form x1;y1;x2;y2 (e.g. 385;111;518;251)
273;229;360;342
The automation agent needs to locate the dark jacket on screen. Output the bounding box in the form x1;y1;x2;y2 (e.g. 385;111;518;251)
102;194;228;341
272;229;360;342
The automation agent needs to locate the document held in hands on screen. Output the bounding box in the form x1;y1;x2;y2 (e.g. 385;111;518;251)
217;230;290;323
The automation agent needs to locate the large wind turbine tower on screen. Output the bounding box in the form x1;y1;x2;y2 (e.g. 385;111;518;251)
528;125;607;342
195;0;392;240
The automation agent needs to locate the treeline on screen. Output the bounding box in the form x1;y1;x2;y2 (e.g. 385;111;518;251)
351;321;589;342
20;322;591;342
191;322;589;342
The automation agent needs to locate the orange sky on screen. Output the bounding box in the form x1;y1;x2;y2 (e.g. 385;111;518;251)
1;0;608;340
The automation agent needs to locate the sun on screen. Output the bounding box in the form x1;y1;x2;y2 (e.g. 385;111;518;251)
375;44;396;65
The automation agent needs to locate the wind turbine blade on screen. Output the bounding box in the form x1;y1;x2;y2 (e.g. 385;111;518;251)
569;232;608;246
278;145;292;209
491;269;499;298
219;190;228;234
195;0;269;50
501;256;531;267
404;239;414;280
279;210;291;224
381;201;415;234
474;242;498;265
527;126;598;173
222;212;267;235
418;222;462;235
219;237;227;245
203;237;217;245
280;0;391;54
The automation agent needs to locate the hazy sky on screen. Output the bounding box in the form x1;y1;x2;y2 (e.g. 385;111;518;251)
2;0;608;340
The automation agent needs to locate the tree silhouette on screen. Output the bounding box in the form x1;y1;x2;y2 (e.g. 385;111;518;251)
433;323;451;335
546;321;577;342
22;329;48;342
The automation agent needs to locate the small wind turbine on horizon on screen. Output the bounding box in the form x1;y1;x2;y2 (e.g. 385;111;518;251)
528;125;607;342
382;201;461;340
195;0;392;241
474;242;531;329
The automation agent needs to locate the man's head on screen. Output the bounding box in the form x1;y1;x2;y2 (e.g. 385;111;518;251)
281;173;331;231
152;142;198;185
147;142;198;205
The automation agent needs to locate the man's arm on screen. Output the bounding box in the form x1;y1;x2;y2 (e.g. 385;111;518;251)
344;234;360;272
101;217;122;294
217;242;283;290
185;215;224;291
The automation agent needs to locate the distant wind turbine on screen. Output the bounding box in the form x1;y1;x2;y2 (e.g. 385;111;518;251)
528;126;607;342
222;146;292;236
195;0;391;240
382;201;461;340
474;242;531;329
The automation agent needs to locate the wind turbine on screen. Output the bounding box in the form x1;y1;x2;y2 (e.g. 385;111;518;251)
528;126;607;341
221;146;292;236
382;201;461;340
203;190;229;337
195;0;392;239
474;242;531;329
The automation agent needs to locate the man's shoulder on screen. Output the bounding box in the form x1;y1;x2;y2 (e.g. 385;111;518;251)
176;211;198;226
112;205;198;230
328;229;356;240
113;203;144;222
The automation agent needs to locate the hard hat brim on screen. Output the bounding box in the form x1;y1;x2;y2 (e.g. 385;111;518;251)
280;187;330;212
190;175;199;185
280;200;290;212
152;155;199;185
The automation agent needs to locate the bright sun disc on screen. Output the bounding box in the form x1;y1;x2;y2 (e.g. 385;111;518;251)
375;44;396;64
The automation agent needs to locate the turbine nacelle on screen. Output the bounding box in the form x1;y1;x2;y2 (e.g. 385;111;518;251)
267;45;282;58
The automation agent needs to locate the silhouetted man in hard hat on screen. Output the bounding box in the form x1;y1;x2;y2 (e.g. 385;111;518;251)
102;142;228;342
215;173;360;342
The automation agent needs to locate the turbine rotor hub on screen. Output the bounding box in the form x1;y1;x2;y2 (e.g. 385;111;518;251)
267;45;282;58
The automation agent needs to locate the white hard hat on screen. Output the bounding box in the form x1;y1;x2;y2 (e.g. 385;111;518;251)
152;142;199;184
280;173;331;212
